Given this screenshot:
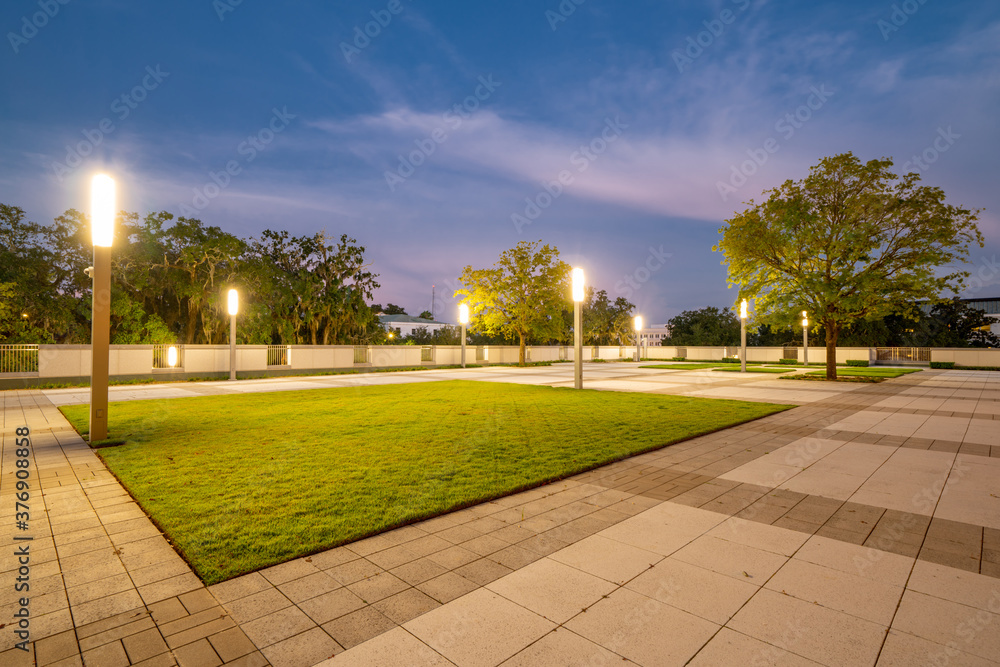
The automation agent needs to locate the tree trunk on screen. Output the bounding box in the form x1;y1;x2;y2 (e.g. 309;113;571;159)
518;333;526;366
825;322;839;380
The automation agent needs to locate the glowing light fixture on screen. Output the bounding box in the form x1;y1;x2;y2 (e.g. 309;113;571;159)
227;289;239;316
167;346;178;368
571;268;585;302
91;174;115;247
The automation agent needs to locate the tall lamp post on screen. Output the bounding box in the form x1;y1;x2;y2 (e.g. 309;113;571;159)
634;315;643;362
89;174;115;442
740;298;748;373
802;311;809;366
459;303;469;368
228;289;238;381
572;267;584;389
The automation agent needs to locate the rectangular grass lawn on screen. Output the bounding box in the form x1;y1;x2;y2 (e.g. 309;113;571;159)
60;380;790;584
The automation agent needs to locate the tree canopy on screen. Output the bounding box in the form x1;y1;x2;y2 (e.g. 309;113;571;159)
455;240;571;365
1;204;381;346
715;152;983;378
663;306;740;346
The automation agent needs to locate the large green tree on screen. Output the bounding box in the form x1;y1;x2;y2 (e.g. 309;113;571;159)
715;153;982;379
664;306;740;346
455;240;571;365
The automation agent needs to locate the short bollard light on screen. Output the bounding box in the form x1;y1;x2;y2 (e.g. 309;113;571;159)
167;345;178;368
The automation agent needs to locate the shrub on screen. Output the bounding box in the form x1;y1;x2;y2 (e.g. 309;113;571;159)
846;359;869;367
670;357;686;361
778;358;798;365
719;357;740;364
930;361;955;369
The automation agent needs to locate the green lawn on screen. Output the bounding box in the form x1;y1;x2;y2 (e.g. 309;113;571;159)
639;363;722;370
712;367;792;374
804;368;921;378
60;380;790;584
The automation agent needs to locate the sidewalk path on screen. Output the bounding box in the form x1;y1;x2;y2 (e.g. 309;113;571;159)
1;366;997;666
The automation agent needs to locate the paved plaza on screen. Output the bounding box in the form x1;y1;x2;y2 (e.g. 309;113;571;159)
1;363;998;666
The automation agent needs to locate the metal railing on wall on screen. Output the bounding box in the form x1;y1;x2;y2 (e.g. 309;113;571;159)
152;344;183;370
353;346;369;364
421;346;434;362
0;344;38;374
782;346;799;361
267;345;290;367
475;346;485;361
875;347;931;363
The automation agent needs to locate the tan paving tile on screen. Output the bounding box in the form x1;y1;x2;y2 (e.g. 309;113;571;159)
322;607;397;650
313;626;452;666
223;588;292;624
499;627;631;666
172;638;222;667
260;627;341;667
405;588;554;667
207;573;272;605
625;556;758;625
121;628;169;663
81;640;129;667
487;557;616;624
415;572;479;604
729;588;887;666
688;627;824;667
297;588;366;625
877;629;996;667
765;558;904;625
891;590;1000;662
565;587;718;666
327;559;383;586
35;630;79;666
548;534;661;585
372;588;441;624
207;627;258;663
240;606;316;649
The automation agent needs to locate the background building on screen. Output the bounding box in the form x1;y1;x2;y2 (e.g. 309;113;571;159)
378;314;453;338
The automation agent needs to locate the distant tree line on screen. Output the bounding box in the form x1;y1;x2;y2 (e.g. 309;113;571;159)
0;204;381;345
663;302;999;348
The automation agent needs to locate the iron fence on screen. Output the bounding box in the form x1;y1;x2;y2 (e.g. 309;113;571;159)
475;346;485;361
267;345;290;366
421;346;433;362
0;344;39;374
152;344;183;369
782;346;799;361
875;347;931;363
353;346;369;364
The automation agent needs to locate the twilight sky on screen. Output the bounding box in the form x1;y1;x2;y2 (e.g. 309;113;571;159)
2;0;998;324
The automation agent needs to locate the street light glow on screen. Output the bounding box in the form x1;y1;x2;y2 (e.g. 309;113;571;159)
90;174;115;247
459;303;470;324
740;299;748;319
802;310;808;327
571;267;585;302
227;289;239;316
634;315;643;331
167;346;178;368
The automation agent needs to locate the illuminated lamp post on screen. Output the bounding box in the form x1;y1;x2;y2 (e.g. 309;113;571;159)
459;303;469;368
89;174;115;442
228;289;238;381
634;315;643;362
572;267;585;389
802;311;809;366
740;298;748;373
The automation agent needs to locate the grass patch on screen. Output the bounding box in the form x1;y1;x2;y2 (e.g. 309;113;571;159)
787;367;923;382
639;363;723;370
712;367;792;374
59;380;789;584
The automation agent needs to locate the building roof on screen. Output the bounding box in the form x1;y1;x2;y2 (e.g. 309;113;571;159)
378;314;450;325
